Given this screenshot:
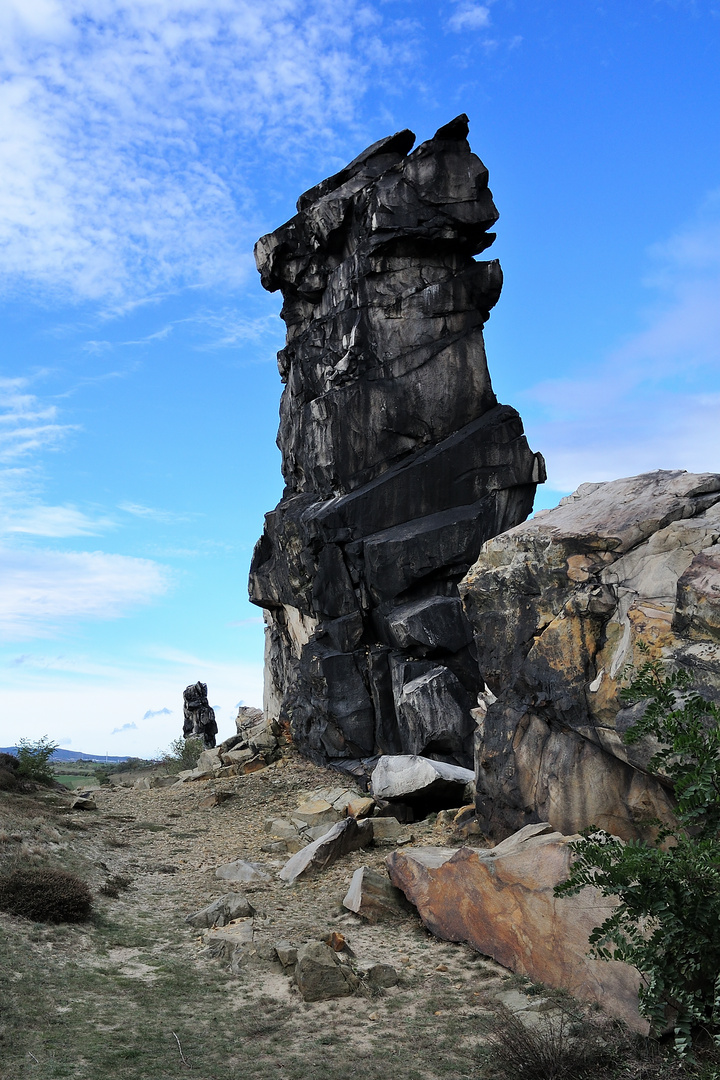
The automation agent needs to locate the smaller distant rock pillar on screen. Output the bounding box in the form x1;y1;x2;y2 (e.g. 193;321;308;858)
183;681;218;749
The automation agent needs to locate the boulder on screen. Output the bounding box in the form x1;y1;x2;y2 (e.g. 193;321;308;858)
294;941;357;1002
368;817;402;842
291;799;341;827
363;962;399;989
221;747;254;766
199;791;234;808
70;796;97;810
249;116;544;770
196;748;222;773
387;823;647;1033
279;818;373;884
347;796;375;819
343;867;411;922
370;755;474;810
215;860;271;884
459;470;720;840
185;893;254;928
202;918;254;951
275;941;298;968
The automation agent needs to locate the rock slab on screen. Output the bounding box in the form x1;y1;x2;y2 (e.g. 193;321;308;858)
279;817;373;883
386;823;646;1033
459;470;720;839
370;754;473;807
343;866;411;922
249;114;544;770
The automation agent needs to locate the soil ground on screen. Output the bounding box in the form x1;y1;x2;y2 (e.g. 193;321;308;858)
0;752;697;1080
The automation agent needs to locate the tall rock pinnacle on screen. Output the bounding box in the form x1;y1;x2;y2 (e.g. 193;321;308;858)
249;116;545;769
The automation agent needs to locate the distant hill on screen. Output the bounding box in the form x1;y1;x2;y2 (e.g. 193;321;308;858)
0;747;129;764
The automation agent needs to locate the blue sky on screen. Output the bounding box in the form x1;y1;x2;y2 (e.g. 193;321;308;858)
1;0;719;756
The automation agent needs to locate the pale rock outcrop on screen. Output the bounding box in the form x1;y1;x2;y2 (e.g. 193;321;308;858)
370;754;474;807
387;823;647;1032
249;115;544;770
459;470;720;839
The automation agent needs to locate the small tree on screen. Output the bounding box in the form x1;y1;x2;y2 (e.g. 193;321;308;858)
555;651;720;1055
160;737;204;774
15;736;58;785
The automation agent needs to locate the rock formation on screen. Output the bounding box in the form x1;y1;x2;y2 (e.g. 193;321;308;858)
249;115;544;768
459;470;720;840
386;823;647;1032
182;681;217;749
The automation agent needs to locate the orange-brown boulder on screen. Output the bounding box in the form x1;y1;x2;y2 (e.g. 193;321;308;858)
386;822;647;1033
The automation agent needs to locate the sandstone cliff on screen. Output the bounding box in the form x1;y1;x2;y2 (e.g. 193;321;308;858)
249;116;544;768
460;470;720;839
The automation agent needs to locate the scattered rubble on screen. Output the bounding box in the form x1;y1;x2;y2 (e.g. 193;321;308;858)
177;707;286;784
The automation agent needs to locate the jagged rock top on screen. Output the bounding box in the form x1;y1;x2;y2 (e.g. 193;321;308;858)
253;115;510;496
254;113;498;297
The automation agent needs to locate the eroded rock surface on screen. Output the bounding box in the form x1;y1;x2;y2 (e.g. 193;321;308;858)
249;115;544;768
460;470;720;840
386;823;647;1032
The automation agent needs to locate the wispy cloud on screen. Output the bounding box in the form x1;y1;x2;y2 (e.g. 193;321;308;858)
1;504;116;537
143;707;172;719
0;546;171;639
0;0;413;303
111;722;137;734
528;192;720;492
0;377;76;462
119;502;194;525
446;3;491;32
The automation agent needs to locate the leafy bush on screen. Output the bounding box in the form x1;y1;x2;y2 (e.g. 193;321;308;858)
15;736;58;785
555;651;720;1054
160;737;204;774
0;751;20;792
0;867;93;922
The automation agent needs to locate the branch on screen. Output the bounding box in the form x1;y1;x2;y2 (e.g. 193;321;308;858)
172;1031;192;1069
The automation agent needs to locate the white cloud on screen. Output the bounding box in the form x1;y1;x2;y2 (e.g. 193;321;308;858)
1;504;115;537
111;722;137;734
119;502;193;525
447;3;491;32
0;377;75;462
0;546;171;639
527;193;720;493
143;707;172;719
0;0;410;302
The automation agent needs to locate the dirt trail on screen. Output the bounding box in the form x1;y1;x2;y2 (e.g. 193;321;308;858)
0;753;593;1080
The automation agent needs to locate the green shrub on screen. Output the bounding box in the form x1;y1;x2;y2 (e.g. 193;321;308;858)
555;650;720;1054
160;737;204;774
16;736;58;785
0;751;20;791
0;867;93;922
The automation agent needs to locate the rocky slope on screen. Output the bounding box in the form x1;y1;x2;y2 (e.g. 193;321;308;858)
249;115;544;770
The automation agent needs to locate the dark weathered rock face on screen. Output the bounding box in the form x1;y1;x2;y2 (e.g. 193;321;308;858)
459;470;720;841
250;115;544;767
182;681;217;749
